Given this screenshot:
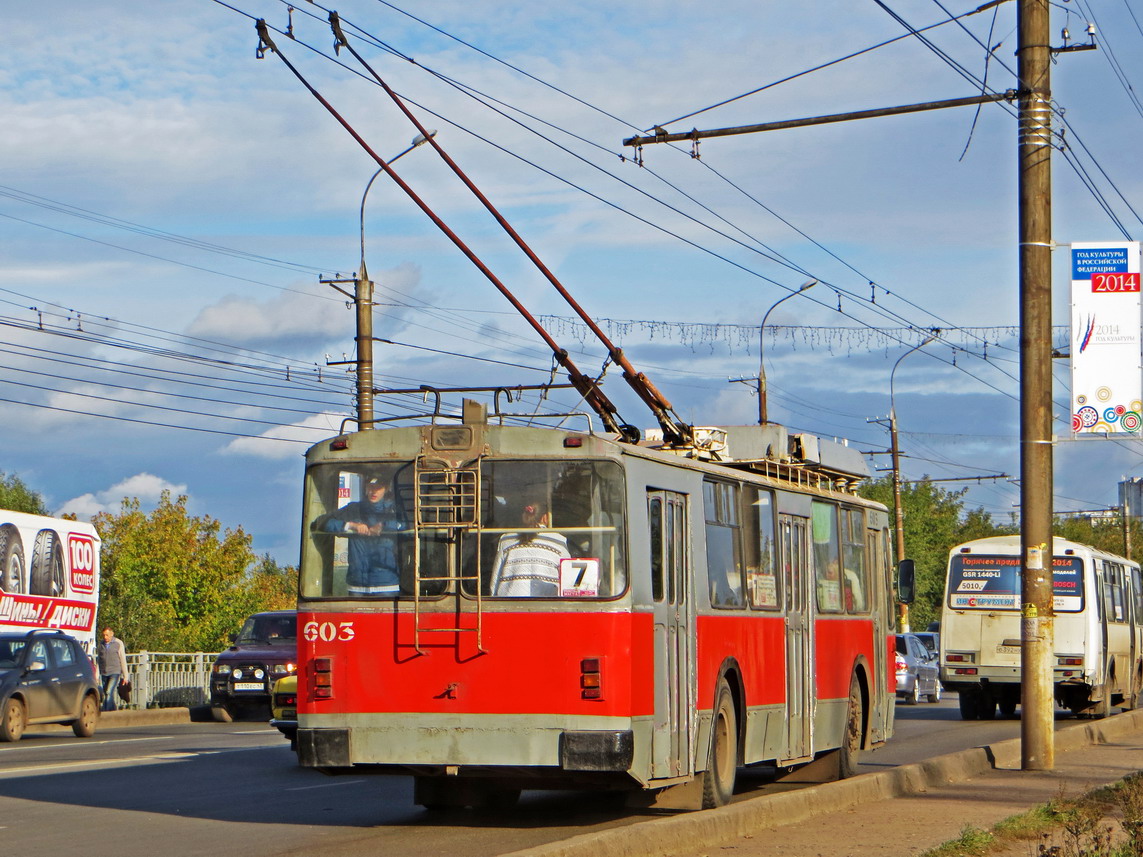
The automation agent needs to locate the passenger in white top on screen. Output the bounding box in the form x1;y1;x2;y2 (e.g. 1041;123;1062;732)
490;501;570;597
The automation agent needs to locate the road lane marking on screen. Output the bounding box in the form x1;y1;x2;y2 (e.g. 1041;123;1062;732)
285;779;368;791
0;744;282;778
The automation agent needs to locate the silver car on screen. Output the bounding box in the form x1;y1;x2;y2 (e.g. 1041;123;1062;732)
896;632;941;704
912;631;939;657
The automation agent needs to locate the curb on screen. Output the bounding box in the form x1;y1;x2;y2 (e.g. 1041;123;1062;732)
502;709;1143;857
26;706;196;733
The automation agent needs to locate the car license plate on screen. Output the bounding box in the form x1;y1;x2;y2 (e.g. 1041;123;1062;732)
996;645;1020;654
234;682;264;691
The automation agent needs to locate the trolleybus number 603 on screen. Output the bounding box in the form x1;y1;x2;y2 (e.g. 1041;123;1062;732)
303;621;355;642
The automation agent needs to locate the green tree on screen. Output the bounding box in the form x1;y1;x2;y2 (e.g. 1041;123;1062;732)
93;492;296;652
1054;514;1134;560
859;476;1011;631
0;472;48;515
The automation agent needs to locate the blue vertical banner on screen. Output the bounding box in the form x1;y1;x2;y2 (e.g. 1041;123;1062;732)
1070;242;1143;435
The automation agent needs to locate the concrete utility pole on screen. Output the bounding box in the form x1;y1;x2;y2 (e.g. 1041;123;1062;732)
324;132;436;430
1017;0;1055;772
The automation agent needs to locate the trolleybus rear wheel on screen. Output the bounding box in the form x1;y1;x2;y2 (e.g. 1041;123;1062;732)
702;678;737;809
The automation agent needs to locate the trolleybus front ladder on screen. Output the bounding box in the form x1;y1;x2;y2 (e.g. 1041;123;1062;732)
412;457;484;653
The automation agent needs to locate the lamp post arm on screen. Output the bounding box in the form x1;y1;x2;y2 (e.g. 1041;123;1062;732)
758;279;815;424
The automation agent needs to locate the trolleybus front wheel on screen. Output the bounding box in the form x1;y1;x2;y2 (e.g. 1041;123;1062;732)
701;678;738;809
838;672;863;779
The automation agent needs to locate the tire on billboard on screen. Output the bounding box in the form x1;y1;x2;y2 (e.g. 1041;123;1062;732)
0;524;24;594
30;529;65;597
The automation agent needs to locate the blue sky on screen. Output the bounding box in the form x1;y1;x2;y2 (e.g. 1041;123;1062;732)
2;0;1141;563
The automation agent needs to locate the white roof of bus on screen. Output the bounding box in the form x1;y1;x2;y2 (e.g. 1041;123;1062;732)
949;534;1133;565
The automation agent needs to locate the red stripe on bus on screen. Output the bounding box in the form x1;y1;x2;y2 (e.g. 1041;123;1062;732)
298;610;655;717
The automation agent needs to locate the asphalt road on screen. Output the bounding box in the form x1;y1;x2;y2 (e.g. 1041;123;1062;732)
0;699;1089;857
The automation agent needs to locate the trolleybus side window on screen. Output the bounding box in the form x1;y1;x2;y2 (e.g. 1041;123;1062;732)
745;487;779;609
812;501;842;613
650;496;664;602
649;493;686;604
841;507;868;614
704;480;744;608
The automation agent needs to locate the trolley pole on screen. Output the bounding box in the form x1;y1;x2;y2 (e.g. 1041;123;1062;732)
1017;0;1055;772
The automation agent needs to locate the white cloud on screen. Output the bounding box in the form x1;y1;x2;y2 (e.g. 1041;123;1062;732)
185;264;424;350
55;473;188;520
221;413;352;460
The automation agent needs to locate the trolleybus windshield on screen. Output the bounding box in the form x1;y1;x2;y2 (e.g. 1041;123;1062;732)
302;458;627;600
947;554;1084;612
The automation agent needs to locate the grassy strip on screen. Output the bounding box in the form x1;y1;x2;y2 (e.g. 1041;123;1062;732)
919;774;1143;857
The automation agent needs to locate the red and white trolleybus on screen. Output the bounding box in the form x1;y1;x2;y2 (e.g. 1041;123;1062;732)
293;400;901;810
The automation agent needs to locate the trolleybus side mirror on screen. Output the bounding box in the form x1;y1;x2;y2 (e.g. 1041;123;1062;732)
896;559;916;605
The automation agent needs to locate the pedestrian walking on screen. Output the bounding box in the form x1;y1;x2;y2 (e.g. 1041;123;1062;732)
98;627;128;712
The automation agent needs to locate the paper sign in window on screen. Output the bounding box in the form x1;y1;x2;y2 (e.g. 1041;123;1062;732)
560;558;600;597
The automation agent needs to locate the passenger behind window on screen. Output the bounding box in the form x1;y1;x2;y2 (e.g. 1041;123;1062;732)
490;501;570;597
320;476;406;596
843;568;865;612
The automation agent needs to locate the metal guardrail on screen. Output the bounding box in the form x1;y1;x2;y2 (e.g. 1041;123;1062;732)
121;652;219;710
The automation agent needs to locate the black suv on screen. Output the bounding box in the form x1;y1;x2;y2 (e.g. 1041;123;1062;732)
0;628;101;741
210;611;297;721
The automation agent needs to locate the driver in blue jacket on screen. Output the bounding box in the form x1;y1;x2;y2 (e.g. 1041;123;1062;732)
323;477;406;595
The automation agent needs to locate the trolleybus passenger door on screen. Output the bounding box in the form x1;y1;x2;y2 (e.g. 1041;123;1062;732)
648;491;693;779
779;514;812;760
867;526;891;741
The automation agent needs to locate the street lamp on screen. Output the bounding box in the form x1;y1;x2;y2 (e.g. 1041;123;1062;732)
889;334;936;632
758;279;816;425
353;130;437;429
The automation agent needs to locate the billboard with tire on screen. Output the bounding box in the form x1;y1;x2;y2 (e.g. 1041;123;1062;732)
0;510;100;652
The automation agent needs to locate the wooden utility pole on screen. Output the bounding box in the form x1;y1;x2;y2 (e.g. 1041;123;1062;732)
1017;0;1055;772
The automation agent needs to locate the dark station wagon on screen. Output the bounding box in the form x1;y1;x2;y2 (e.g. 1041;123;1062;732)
210;611;297;721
